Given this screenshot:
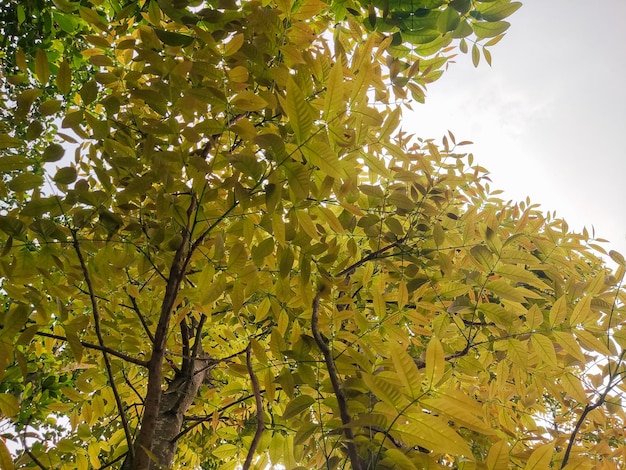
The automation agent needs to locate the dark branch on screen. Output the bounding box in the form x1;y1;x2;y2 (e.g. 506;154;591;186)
242;343;265;470
72;231;135;461
34;331;148;367
311;292;363;470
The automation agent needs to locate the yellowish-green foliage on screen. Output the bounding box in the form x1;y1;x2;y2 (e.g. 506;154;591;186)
1;1;626;469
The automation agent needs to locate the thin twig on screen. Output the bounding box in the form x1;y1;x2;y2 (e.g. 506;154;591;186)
124;288;155;343
20;424;48;469
311;292;363;470
72;232;135;462
34;331;148;367
242;343;265;470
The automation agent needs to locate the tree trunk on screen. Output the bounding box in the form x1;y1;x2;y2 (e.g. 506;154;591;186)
122;352;209;469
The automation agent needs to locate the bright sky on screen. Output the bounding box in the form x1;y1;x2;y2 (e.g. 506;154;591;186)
410;0;626;257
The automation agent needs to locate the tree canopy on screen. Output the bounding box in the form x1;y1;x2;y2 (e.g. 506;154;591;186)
1;0;626;469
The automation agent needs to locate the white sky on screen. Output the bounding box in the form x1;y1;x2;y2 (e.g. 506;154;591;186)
410;0;626;256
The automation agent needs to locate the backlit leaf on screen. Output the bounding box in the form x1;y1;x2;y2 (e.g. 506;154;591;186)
524;442;554;470
425;337;445;387
35;49;50;84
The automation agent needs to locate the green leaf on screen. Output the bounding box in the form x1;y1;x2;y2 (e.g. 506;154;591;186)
473;20;511;39
78;6;106;29
7;173;43;192
154;29;195;46
472;43;480;67
480;2;523;21
35;49;50;84
0;216;27;238
212;443;238;460
402;30;441;45
282;395;315;419
0;134;24;149
56;60;72;95
43;143;66;162
437;7;461;33
53;166;78;185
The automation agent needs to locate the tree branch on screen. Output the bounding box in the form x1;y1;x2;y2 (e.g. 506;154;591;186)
242;343;265;470
561;353;625;468
123;288;155;344
71;231;135;461
131;194;197;469
311;292;363;470
34;331;148;367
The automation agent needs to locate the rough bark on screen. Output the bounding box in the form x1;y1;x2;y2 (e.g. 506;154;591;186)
150;351;210;468
121;348;210;469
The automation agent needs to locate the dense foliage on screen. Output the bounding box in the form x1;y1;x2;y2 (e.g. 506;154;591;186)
2;0;626;469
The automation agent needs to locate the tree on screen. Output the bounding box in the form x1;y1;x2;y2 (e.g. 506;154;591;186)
1;0;626;469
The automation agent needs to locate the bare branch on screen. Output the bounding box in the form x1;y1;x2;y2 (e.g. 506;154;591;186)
72;231;135;460
242;343;265;470
311;292;363;470
123;288;155;344
34;331;148;367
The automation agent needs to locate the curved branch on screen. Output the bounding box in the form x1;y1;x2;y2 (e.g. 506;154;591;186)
242;343;265;470
311;292;363;470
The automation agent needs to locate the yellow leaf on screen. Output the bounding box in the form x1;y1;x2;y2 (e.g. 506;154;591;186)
549;295;568;327
56;59;72;94
302;140;344;179
231;90;268;112
224;33;244;56
228;65;249;82
323;57;345;122
524;442;554;470
561;373;586;403
495;265;551;291
390;343;421;398
403;414;473;457
318;207;344;233
372;284;385;318
576;329;612;356
295;210;318;240
423;388;494;435
531;334;557;367
280;77;312;144
397;280;408;310
0;439;14;470
292;0;327;20
88;442;101;469
487;440;509;470
0;393;19;417
425;337;445;387
384;448;418;470
552;331;585;362
569;295;591;326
